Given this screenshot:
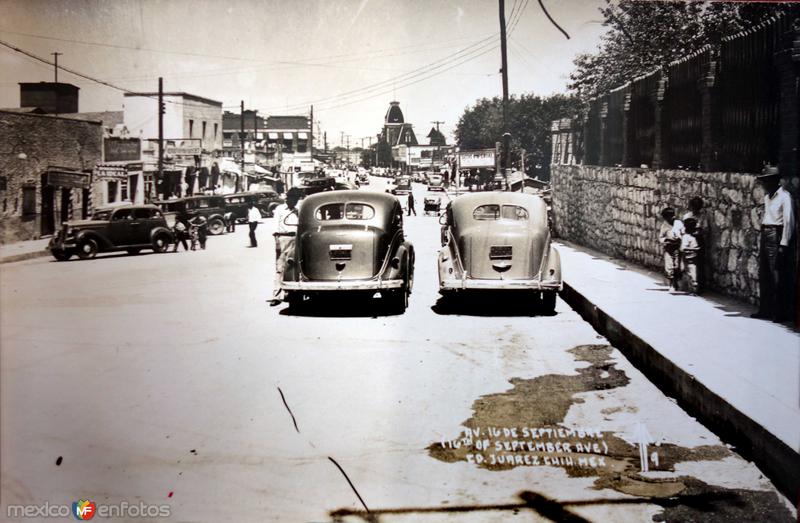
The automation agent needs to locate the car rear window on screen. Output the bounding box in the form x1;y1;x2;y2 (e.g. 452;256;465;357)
473;204;529;221
315;203;375;221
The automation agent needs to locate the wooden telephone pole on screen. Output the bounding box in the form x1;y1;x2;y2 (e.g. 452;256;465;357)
499;0;510;189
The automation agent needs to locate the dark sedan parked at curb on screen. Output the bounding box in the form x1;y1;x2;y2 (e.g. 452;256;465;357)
280;191;415;313
437;192;562;313
224;191;284;222
48;204;173;261
155;195;227;235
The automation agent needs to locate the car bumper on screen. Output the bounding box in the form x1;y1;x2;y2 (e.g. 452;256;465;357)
282;279;404;292
440;278;562;291
49;237;76;250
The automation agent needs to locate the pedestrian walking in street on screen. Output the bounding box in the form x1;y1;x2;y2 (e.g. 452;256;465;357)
247;202;261;247
680;217;701;295
407;191;416;216
189;215;208;250
752;166;796;321
224;210;235;233
270;188;302;306
659;207;684;290
173;218;189;252
682;196;709;292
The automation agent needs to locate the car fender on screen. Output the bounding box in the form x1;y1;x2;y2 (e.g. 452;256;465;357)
382;240;412;283
543;245;562;286
438;231;465;285
149;226;174;243
75;230;112;250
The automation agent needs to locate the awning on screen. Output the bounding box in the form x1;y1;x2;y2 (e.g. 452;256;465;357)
217;158;242;176
268;132;279;139
283;132;293;140
298;132;308;139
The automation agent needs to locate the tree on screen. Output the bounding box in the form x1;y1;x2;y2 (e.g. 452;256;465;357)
568;0;792;102
454;93;581;180
376;139;393;167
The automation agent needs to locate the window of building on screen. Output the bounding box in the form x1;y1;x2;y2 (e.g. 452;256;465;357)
107;180;118;203
21;186;36;216
202;121;207;140
120;179;128;201
214;123;218;140
189;119;194;138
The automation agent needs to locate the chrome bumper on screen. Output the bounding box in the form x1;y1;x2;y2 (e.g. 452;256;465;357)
48;237;76;250
282;279;404;292
440;278;562;291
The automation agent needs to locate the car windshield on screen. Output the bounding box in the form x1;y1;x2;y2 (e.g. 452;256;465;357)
92;210;112;221
473;204;529;221
315;203;375;221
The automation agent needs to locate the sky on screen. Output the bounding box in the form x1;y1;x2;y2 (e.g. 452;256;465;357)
0;0;607;145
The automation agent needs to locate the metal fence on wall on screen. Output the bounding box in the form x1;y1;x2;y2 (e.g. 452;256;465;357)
561;13;797;175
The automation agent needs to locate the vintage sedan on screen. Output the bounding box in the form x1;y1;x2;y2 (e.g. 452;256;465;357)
437;192;562;312
48;204;173;261
155;195;228;235
224;190;283;222
280;191;415;312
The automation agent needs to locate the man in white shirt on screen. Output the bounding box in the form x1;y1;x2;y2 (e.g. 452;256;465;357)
753;166;795;321
247;202;262;247
270;189;302;305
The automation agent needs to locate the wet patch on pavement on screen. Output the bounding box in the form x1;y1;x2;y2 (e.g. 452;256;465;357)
428;344;793;521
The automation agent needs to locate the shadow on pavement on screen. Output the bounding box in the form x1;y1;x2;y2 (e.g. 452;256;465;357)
430;291;556;317
277;293;404;318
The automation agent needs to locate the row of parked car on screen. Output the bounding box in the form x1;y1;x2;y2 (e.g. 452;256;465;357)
48;190;284;261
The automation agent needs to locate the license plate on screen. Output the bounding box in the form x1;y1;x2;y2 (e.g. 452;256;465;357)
329;244;352;260
489;245;512;260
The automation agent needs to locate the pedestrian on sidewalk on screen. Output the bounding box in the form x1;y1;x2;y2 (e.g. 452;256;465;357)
682;196;709;292
224;210;235;233
247;202;261;247
270;189;301;306
680;217;701;295
407;191;416;216
752;166;795;321
659;207;684;290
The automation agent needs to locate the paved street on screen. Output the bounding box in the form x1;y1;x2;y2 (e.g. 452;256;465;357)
1;180;794;522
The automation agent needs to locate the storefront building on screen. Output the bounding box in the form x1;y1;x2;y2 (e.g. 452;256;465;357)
0;110;102;243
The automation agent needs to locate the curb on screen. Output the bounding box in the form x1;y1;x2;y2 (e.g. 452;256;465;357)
559;281;800;502
0;250;50;264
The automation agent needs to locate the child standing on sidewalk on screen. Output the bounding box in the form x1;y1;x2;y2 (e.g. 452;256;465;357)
659;207;684;290
681;217;701;294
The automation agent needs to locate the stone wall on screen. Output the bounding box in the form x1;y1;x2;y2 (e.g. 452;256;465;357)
551;164;766;303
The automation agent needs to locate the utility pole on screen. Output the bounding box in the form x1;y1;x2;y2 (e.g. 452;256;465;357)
309;105;314;159
51;52;62;116
431;120;444;132
499;0;510;190
240;100;245;192
345;135;351;169
157;77;164;201
324;131;327;153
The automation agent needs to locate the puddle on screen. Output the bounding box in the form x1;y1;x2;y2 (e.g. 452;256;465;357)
428;344;793;520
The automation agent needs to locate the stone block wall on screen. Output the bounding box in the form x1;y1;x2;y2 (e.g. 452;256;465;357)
551;164;765;303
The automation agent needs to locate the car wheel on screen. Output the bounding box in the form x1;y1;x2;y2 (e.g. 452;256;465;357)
51;249;72;261
76;238;98;260
385;286;408;314
286;292;304;311
127;248;141;255
152;233;170;253
207;218;225;235
541;290;557;314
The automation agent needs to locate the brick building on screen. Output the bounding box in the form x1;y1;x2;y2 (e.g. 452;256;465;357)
0;110;103;243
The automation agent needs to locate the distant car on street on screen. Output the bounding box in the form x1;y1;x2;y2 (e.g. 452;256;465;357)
387;175;412;196
224;190;283;222
280;190;415;312
427;173;445;191
48;204;173;261
437;192;561;312
154;195;228;235
358;172;370;185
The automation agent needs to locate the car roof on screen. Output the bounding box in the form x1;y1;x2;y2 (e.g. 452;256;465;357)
94;203;160;211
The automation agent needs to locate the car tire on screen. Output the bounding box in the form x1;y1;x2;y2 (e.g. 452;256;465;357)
152;233;170;253
51;249;72;261
286;292;303;311
541;290;557;314
127;248;141;255
76;238;98;260
386;286;408;314
207;217;225;235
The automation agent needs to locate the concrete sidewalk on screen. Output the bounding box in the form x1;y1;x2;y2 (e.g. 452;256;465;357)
0;238;50;264
556;239;800;499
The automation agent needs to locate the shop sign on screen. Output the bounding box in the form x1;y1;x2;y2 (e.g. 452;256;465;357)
94;165;127;180
125;163;144;172
458;149;496;168
104;138;141;162
46;171;90;189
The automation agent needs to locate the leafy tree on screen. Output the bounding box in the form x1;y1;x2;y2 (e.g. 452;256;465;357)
568;0;793;102
454;93;581;180
376;139;393;167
